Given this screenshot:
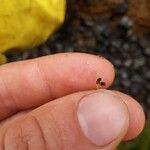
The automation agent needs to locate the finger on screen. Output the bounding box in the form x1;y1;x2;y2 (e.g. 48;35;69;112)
1;90;141;150
0;90;145;143
113;91;145;141
0;53;115;120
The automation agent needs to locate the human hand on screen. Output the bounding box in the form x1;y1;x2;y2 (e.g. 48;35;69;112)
0;53;145;150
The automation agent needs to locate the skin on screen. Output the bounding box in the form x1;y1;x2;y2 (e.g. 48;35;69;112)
0;53;145;150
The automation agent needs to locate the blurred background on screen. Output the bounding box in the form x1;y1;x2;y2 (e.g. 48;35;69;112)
4;0;150;149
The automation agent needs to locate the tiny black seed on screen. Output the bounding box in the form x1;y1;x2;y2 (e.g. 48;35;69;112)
96;78;102;84
100;82;106;86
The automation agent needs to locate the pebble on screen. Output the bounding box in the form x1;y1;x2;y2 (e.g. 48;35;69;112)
41;45;51;55
139;37;149;48
130;82;144;95
124;59;132;67
122;80;131;87
144;47;150;56
113;2;128;15
111;40;122;49
119;16;134;28
145;70;150;80
114;59;122;67
83;19;94;27
133;57;146;69
123;43;130;51
22;51;30;60
121;71;128;79
132;74;144;83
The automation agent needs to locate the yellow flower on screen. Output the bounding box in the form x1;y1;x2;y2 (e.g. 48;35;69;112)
0;0;66;62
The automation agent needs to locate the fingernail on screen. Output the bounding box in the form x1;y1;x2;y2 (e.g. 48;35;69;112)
77;91;129;147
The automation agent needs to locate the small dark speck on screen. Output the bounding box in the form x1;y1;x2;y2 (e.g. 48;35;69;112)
100;82;106;86
96;78;102;84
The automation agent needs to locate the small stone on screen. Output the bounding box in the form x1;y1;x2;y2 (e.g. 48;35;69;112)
139;37;149;48
128;35;138;43
85;37;97;47
111;40;122;48
121;71;128;79
123;43;130;51
133;57;146;69
41;45;51;55
94;24;107;35
30;49;39;58
114;59;122;67
98;44;107;52
147;96;150;105
55;43;63;51
144;47;150;56
145;70;150;80
22;52;30;60
122;80;131;87
119;16;134;28
132;74;143;83
65;46;74;52
127;29;134;36
84;19;94;27
124;59;132;67
130;82;143;95
113;3;128;15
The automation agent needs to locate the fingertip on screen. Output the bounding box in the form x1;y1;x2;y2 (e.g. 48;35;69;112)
77;90;129;147
113;91;145;141
73;53;115;88
45;52;115;90
97;55;115;88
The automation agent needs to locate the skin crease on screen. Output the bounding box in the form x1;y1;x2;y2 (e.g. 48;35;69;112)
113;91;145;141
0;53;145;150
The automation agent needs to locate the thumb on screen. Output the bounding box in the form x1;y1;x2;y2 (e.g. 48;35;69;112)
3;90;129;150
77;91;129;149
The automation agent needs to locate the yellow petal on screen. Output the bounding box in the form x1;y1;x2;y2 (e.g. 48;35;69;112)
0;0;66;53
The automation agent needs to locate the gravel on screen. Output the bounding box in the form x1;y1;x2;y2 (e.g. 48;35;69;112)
5;0;150;118
113;2;128;15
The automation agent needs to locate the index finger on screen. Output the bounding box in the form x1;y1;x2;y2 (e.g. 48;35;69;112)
0;53;115;120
